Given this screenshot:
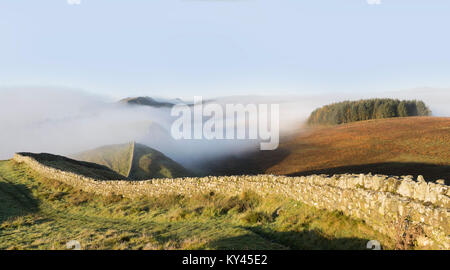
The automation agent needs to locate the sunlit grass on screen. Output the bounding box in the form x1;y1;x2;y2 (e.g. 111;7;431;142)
0;160;394;250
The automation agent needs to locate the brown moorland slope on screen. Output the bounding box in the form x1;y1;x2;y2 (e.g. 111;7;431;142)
206;117;450;183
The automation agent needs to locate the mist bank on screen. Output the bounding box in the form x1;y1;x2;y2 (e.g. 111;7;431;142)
0;88;164;160
0;87;448;170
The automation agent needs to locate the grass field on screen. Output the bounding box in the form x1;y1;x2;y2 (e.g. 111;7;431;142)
207;117;450;184
0;160;394;250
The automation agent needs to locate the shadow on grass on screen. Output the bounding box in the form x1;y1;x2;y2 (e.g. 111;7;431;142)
200;148;291;176
287;162;449;184
210;227;373;250
0;181;39;225
203;149;449;185
17;152;127;180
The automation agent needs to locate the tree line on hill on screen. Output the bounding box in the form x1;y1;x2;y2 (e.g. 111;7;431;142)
307;99;431;125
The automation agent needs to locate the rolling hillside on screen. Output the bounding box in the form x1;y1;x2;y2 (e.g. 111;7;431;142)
74;142;192;180
206;117;450;184
0;157;394;250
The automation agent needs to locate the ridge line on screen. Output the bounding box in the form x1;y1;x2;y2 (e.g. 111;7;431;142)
126;141;135;178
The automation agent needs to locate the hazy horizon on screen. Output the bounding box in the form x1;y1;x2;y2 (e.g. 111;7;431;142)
0;86;448;165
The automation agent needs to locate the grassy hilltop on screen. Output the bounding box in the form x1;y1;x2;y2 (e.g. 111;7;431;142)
0;158;394;250
74;142;192;180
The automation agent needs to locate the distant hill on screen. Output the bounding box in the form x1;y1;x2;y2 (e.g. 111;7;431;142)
205;117;450;184
74;142;192;180
307;99;431;126
120;96;184;108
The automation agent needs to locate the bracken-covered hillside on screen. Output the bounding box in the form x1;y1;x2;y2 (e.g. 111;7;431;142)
206;117;450;183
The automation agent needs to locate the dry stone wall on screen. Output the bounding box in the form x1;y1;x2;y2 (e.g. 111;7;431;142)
13;154;449;249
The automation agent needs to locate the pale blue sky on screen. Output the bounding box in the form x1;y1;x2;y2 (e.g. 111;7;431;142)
1;0;450;99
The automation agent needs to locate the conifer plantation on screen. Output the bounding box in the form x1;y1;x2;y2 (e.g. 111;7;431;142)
307;99;431;126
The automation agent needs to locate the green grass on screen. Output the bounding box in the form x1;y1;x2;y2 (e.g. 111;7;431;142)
0;160;394;250
74;142;192;180
129;143;192;179
73;142;135;177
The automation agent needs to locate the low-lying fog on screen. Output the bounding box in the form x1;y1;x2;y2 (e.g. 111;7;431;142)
0;87;448;171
